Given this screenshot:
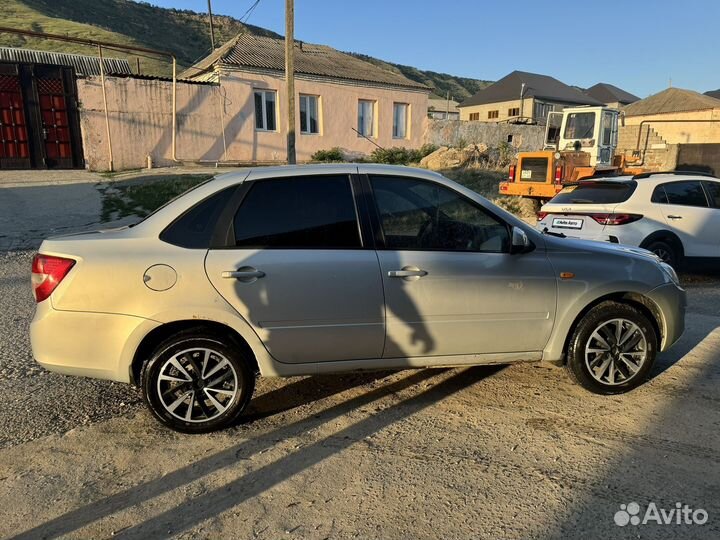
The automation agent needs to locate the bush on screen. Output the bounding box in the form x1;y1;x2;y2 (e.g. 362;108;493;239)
311;147;344;162
369;144;438;165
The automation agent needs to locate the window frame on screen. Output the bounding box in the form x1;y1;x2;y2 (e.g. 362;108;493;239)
469;112;480;121
357;99;376;138
211;174;372;251
392;102;409;139
362;174;512;254
254;89;278;132
488;110;499;120
299;94;320;135
653;180;710;208
508;107;520;117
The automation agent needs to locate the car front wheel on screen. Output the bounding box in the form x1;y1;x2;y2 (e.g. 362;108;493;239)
566;302;658;394
141;331;255;433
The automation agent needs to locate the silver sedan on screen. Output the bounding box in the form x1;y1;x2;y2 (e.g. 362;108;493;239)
30;164;685;432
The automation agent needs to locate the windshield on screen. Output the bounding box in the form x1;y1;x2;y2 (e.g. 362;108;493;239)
550;181;637;204
563;112;596;139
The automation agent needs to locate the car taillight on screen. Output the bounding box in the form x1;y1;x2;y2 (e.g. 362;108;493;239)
554;166;563;183
537;212;548;221
31;254;75;303
508;164;516;182
589;213;643;226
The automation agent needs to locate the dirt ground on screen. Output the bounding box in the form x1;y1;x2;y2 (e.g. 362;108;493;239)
0;169;718;539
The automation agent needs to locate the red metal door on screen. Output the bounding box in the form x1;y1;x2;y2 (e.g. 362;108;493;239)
37;76;73;168
0;74;31;169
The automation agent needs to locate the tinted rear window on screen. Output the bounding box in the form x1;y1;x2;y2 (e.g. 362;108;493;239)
233;175;361;248
550;181;637;204
660;181;708;207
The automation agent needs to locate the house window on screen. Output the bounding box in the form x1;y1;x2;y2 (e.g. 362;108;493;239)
469;112;480;121
488;110;499;119
508;107;520;117
358;99;375;137
300;94;319;134
254;90;277;131
393;103;409;139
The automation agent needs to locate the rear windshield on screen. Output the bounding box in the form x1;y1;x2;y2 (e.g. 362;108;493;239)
550;181;637;204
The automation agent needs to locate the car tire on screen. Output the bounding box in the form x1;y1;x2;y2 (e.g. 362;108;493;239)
141;330;255;433
566;301;658;395
645;240;679;268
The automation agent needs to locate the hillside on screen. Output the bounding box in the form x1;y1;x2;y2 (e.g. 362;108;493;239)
2;0;489;98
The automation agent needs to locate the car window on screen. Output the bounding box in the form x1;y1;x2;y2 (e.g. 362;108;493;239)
370;176;509;252
702;181;720;208
233;175;361;248
160;185;236;248
661;181;708;207
650;185;668;204
551;181;637;204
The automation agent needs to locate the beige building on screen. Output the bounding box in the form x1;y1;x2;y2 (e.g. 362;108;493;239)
182;34;430;162
622;87;720;144
427;98;459;120
457;71;600;124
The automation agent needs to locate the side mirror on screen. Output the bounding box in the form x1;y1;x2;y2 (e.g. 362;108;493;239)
510;226;534;254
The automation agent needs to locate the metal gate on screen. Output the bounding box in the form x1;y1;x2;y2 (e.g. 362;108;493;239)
0;63;83;169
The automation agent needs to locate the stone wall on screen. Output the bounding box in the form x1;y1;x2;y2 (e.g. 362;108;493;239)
425;119;545;152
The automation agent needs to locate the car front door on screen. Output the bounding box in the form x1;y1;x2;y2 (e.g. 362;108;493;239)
205;174;385;364
365;174;557;359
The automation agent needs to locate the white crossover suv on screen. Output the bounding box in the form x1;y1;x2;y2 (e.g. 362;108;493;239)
31;165;685;433
538;172;720;267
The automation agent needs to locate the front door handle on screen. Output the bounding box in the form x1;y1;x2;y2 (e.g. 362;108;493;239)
667;215;683;220
221;267;265;282
388;266;428;281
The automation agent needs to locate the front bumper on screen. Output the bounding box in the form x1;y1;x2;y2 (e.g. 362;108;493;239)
646;282;686;351
30;299;159;383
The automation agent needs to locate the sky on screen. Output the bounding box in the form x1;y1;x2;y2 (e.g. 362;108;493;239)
146;0;720;97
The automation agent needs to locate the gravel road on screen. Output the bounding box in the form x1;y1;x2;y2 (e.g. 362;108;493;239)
0;177;718;539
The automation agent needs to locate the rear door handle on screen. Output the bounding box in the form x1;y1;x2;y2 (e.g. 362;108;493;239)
667;215;683;220
221;267;265;281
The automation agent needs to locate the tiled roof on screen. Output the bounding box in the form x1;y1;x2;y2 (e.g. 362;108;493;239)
704;89;720;100
0;47;132;76
182;34;429;91
458;70;601;108
585;83;639;105
624;87;720;116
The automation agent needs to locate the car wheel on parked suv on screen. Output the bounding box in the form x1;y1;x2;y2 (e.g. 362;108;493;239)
140;330;255;433
566;302;658;394
643;239;679;268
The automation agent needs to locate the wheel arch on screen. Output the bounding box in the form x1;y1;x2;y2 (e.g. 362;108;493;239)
130;320;260;386
639;230;684;258
558;292;663;365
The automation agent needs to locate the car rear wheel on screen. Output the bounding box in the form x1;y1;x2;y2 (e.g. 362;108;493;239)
566;302;657;394
141;332;255;433
645;240;679;268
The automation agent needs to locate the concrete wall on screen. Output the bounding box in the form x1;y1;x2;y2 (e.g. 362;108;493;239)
77;76;224;171
425;119;545;151
76;72;428;171
676;143;720;175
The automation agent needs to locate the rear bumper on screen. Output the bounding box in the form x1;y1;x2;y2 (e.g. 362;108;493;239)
647;282;686;351
30;300;159;383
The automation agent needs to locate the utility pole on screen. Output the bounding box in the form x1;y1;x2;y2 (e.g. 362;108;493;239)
285;0;296;164
207;0;216;49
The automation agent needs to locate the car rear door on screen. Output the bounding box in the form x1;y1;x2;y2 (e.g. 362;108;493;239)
364;173;556;358
652;180;716;257
204;173;385;364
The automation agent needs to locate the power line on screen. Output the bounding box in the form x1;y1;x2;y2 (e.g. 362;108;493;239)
239;0;261;24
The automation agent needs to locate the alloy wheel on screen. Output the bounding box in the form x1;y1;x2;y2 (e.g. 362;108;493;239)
584;318;648;386
156;348;239;423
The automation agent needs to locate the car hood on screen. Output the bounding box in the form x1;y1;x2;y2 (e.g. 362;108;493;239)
544;235;660;262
